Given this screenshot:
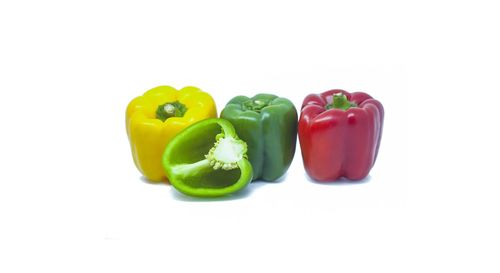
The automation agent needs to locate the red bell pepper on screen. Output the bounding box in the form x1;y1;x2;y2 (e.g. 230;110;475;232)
298;89;384;181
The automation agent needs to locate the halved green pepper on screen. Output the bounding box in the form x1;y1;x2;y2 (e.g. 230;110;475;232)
162;118;253;197
221;94;298;181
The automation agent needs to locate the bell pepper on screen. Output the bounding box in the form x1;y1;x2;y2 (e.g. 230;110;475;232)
220;94;297;181
298;89;384;181
162;118;253;197
126;86;217;182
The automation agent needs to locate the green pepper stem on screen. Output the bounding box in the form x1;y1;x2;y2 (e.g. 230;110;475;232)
242;99;270;112
156;101;187;121
325;93;357;110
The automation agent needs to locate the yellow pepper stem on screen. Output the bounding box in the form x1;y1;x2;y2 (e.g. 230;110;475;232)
156;101;187;121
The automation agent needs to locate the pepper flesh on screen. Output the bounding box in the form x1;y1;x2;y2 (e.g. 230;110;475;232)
126;86;217;181
221;94;297;181
298;89;384;181
162;118;253;197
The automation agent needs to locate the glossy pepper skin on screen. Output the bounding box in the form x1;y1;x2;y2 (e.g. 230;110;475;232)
162;118;253;197
221;94;297;181
298;90;384;181
126;86;217;182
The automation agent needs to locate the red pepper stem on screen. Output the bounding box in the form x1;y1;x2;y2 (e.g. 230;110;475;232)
326;93;357;110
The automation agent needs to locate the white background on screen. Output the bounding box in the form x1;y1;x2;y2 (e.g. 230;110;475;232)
1;0;499;272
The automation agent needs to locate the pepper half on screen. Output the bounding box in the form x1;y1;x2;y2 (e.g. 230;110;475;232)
126;86;217;182
162;118;253;197
221;94;297;181
298;89;384;181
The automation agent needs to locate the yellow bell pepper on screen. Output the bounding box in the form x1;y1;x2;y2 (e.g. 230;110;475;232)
126;86;217;182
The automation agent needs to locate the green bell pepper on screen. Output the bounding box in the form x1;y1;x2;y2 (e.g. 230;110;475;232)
162;118;253;197
221;94;298;181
